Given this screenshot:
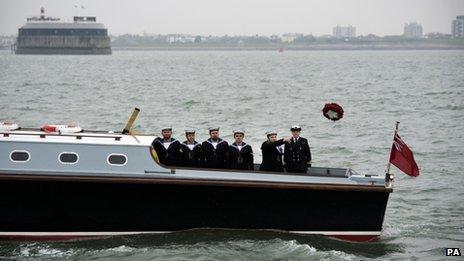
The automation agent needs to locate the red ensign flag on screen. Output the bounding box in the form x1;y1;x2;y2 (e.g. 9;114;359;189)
389;133;420;177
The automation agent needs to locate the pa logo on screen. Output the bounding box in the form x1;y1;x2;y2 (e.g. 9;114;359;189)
445;248;461;256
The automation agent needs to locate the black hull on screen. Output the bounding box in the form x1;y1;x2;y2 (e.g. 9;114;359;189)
0;174;390;242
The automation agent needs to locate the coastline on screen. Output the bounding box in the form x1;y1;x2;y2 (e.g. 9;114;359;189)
112;43;464;51
2;42;464;52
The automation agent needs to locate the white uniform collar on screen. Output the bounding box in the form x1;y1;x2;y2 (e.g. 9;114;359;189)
183;140;199;150
207;138;224;145
231;142;248;151
163;140;172;149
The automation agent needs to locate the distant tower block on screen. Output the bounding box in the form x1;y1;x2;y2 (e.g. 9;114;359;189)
403;22;423;38
452;16;464;38
40;7;45;19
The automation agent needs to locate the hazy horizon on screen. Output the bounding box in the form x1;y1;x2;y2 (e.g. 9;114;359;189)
0;0;463;36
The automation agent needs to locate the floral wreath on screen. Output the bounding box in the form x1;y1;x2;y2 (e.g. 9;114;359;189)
322;103;344;121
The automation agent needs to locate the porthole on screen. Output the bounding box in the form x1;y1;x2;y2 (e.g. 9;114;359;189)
107;154;127;166
59;152;79;164
10;150;30;162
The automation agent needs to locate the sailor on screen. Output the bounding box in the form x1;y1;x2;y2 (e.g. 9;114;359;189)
179;129;203;168
227;130;254;170
284;125;312;173
259;131;290;172
151;127;182;167
202;127;229;169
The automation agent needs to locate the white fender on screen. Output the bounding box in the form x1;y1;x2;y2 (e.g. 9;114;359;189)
0;121;20;131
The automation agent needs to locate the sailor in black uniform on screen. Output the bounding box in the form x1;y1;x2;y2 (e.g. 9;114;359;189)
284;125;312;173
202;127;229;169
259;131;290;172
179;129;203;168
227;130;254;170
151;127;182;167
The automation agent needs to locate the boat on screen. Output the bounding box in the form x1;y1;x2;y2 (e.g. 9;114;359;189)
15;7;111;55
0;112;393;242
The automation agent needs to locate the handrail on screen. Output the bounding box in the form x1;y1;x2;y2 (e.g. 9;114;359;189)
7;127;158;136
16;127;119;134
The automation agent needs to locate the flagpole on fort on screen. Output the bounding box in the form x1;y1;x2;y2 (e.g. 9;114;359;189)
386;121;400;174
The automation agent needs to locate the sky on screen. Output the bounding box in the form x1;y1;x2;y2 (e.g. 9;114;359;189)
0;0;463;36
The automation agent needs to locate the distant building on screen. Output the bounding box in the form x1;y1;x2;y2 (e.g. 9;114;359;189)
15;7;111;55
167;34;196;43
404;22;423;38
0;36;14;46
270;34;280;42
452;16;464;38
281;33;303;43
332;25;356;38
425;32;452;39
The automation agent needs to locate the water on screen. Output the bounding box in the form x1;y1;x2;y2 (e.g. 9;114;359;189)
0;50;463;260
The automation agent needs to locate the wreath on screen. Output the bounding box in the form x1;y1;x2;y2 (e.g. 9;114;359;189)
322;103;344;121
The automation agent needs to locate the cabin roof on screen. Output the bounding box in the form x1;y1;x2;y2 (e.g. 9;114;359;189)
0;130;155;147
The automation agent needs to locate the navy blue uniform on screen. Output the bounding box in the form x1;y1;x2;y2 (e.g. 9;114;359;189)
284;137;311;173
260;139;285;172
179;141;203;168
202;138;229;169
227;142;254;170
152;137;182;167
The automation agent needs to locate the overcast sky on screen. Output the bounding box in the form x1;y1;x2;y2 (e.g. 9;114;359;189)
0;0;463;36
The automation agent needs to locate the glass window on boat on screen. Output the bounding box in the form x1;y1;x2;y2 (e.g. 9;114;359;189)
107;154;127;166
59;152;79;164
10;150;30;162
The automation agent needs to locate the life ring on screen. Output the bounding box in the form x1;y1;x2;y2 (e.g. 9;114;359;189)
41;124;82;133
0;121;19;131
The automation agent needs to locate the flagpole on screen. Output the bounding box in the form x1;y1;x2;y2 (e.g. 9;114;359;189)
386;121;400;174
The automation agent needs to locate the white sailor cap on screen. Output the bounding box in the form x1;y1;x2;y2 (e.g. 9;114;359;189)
233;130;245;135
184;129;196;134
290;125;302;131
208;127;220;133
161;126;172;131
265;130;277;136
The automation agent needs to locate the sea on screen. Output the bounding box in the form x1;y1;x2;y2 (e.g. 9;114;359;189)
0;49;463;260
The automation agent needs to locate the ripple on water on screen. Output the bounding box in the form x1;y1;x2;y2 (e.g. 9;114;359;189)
2;239;352;261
